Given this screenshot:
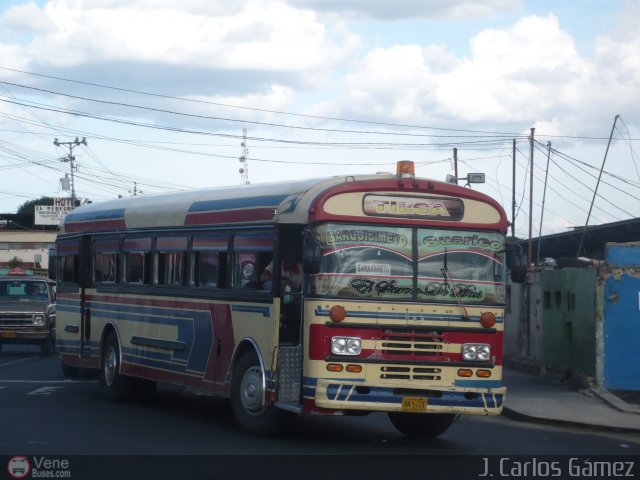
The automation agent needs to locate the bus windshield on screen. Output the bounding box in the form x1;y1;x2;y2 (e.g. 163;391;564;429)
309;223;505;305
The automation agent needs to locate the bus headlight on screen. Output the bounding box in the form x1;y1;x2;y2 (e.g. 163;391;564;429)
331;336;362;356
462;343;491;361
33;315;45;326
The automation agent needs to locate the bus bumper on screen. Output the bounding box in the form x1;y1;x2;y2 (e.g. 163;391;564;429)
310;378;506;415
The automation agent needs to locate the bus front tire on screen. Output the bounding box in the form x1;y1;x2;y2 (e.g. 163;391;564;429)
230;352;283;436
100;331;134;402
387;412;456;438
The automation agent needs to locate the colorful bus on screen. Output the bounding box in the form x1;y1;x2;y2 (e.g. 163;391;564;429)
55;161;525;437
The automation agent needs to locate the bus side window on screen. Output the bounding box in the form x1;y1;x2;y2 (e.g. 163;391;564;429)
195;251;222;288
232;234;273;290
127;252;151;284
60;254;78;283
156;237;188;286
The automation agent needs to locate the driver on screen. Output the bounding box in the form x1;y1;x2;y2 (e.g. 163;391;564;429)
260;245;302;291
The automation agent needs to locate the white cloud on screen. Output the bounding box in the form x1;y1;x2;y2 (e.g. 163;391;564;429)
0;1;55;35
285;0;522;20
327;12;640;139
1;0;360;89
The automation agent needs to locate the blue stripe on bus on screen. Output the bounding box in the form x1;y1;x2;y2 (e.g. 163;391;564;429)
63;208;126;223
188;195;289;213
61;300;214;374
323;384;496;408
454;380;502;388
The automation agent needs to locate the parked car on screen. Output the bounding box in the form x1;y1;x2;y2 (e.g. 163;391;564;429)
0;275;56;355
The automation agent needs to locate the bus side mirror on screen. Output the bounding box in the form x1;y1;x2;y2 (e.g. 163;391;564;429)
303;230;321;275
509;249;528;284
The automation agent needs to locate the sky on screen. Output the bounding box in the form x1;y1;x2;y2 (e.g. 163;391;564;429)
0;0;638;238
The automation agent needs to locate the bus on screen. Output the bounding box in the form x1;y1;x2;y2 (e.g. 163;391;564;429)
55;161;525;437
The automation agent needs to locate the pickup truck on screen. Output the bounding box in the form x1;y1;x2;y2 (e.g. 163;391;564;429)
0;275;56;355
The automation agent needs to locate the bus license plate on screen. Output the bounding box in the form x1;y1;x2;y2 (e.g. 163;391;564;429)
401;397;428;412
1;331;16;338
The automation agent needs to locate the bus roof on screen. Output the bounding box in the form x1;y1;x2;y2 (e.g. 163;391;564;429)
59;173;509;235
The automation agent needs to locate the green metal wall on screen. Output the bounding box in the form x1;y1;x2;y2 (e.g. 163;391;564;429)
540;268;596;376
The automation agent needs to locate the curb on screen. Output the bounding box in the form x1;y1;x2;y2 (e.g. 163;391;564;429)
502;407;640;434
590;386;640;415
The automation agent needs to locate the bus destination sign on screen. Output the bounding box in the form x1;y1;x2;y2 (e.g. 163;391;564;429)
363;195;464;220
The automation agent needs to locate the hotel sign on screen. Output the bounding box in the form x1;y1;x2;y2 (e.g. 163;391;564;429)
35;198;76;226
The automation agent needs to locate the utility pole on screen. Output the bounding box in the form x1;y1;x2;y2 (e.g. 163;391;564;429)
512;139;516;239
576;114;620;258
130;182;142;196
527;128;535;267
453;148;458;185
239;128;250;185
54;137;87;203
537;142;552;265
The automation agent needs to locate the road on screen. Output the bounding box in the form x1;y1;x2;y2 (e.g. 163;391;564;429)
1;345;638;478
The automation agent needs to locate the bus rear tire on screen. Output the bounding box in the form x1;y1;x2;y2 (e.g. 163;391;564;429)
387;412;456;438
230;352;284;436
100;331;134;402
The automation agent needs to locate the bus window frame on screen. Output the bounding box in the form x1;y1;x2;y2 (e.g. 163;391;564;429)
155;235;189;287
92;237;121;285
231;232;274;292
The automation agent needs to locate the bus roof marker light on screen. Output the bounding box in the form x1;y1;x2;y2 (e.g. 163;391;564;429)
396;161;415;179
329;305;347;322
480;312;497;328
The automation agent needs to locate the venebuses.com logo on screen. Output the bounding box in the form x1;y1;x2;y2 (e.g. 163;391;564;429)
6;456;71;479
7;457;30;479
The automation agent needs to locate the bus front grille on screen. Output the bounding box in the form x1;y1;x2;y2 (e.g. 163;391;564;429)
379;366;442;382
380;330;445;358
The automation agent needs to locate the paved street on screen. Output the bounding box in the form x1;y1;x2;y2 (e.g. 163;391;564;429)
1;344;639;459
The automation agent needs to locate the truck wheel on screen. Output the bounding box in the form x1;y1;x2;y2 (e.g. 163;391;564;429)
230;352;284;435
100;331;134;402
388;412;456;438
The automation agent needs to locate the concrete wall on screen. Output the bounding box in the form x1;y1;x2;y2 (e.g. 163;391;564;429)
505;268;597;377
540;268;597;376
504;271;544;364
0;231;56;270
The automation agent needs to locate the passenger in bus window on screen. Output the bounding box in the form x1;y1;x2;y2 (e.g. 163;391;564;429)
260;245;302;292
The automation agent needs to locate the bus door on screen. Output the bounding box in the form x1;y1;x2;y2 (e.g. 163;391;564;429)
276;238;304;346
275;230;304;407
78;236;92;359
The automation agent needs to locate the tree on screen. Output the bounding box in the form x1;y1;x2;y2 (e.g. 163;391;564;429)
8;256;23;268
16;197;54;216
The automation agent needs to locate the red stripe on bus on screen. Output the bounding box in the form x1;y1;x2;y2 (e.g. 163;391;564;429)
64;219;127;233
308;324;503;365
184;208;275;225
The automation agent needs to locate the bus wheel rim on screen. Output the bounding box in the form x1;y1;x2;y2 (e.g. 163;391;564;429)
104;347;117;387
240;366;264;415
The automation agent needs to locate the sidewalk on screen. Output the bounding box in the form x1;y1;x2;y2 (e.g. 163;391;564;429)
502;367;640;433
